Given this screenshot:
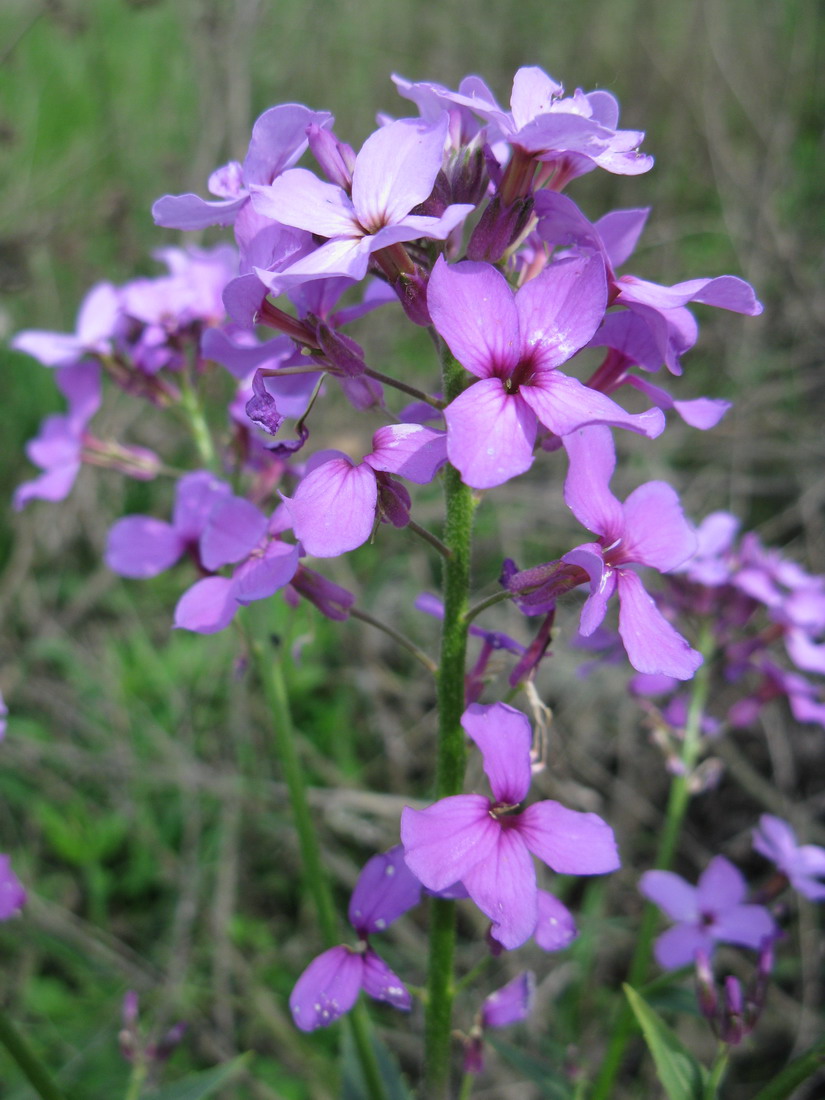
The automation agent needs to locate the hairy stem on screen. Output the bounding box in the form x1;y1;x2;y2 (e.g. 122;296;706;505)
424;343;475;1098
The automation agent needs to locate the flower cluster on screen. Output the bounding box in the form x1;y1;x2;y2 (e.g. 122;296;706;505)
11;62;788;1089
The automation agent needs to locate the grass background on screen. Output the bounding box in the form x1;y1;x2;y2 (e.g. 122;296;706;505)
1;0;823;1097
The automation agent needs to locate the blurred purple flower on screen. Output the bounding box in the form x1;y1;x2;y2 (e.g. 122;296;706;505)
640;856;776;969
0;855;26;920
753;814;825;902
464;971;536;1074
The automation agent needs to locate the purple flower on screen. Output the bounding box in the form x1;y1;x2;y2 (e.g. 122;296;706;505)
640;856;776;969
562;425;702;679
535;191;763;375
285;425;447;558
152;104;333;230
290;847;419;1031
12;282;120;367
0;855;26;920
401;702;618;949
251;115;474;289
753;815;825;902
14;361;102;510
427;254;664;489
395;67;653;181
463;971;535;1074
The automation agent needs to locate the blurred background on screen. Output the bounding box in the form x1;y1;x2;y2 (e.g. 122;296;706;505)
1;0;823;1097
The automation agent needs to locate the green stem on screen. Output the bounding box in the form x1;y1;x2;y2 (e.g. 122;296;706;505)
457;1071;475;1100
349;607;438;674
123;1059;148;1100
424;344;475;1099
589;626;714;1100
179;375;220;473
245;606;387;1100
0;1005;68;1100
246;604;336;946
704;1045;730;1099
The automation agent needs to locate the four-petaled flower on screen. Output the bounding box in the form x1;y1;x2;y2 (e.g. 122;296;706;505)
427;253;664;489
401;702;619;949
640;856;776;969
753;815;825;902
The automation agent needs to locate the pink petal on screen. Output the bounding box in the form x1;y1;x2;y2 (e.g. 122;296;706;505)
696;855;746;911
427;257;520;379
348;847;422;934
516;800;620;875
286;459;378;558
231;541;299;604
400;795;497;892
361;948;411;1011
173;472;231;542
561;543;616;637
105;517;184;578
461;829;538;949
174;576;238;634
616;570;702;679
461;702;533;805
533;891;578;951
152;192;248;230
200;497;268;571
481;971;535;1029
514;255;607;372
351;116;448;229
289;946;364;1032
621;482;697;573
593;208;650;270
364;424;447;484
639;870;698;922
713;904;775;950
562;425;623;537
445;380;537;489
520;370;665;438
654;924;713;969
250;170;359;238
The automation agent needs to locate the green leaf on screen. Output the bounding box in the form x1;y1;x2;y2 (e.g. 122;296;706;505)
341;1026;412;1100
623;984;708;1100
140;1054;251;1100
485;1036;573;1099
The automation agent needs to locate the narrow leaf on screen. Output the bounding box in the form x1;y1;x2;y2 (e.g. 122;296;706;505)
623;984;707;1100
752;1040;825;1100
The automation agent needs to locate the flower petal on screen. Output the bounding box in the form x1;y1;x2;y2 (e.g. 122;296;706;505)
348;846;422;935
427;257;521;379
289;946;364;1032
654;924;713;969
461;702;533;805
533;891;578;951
516;800;620;875
562;425;624;538
286;459;378;558
232;541;299;604
639;870;698;922
481;971;535;1029
352;116;448;229
173;576;238;634
696;855;746;911
401;795;497;892
445;380;536;489
514;254;607;372
520;370;665;439
461;829;538;949
621;482;697;573
361;947;412;1011
365;424;447;484
616;570;702;679
105;517;184;579
200;497;267;571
